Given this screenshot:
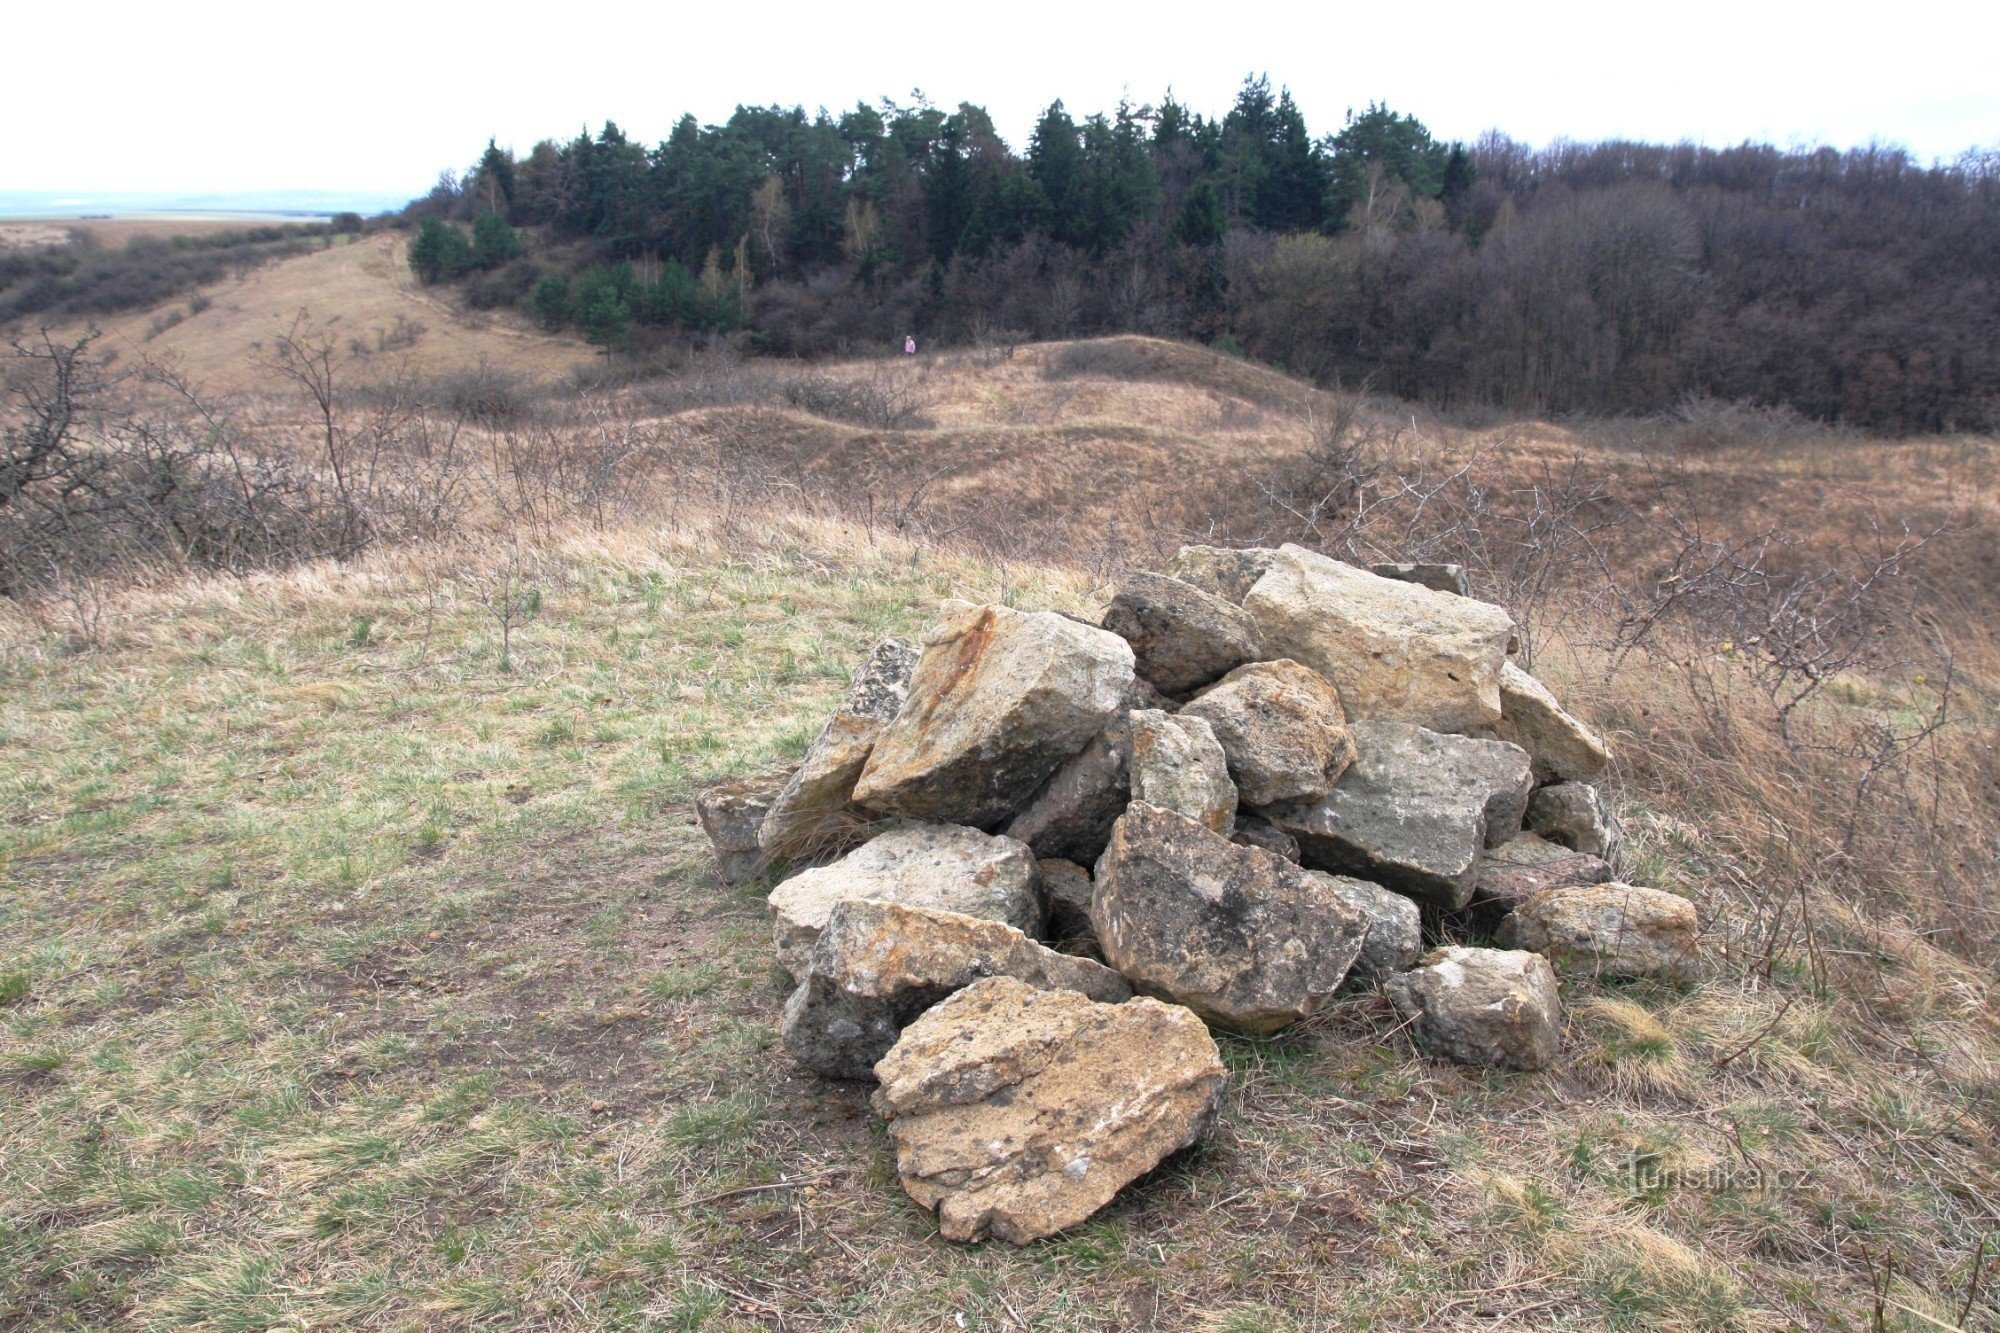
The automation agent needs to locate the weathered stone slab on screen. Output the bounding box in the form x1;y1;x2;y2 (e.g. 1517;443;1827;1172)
853;604;1133;828
1092;803;1367;1033
782;901;1129;1080
760;638;921;861
766;823;1041;977
873;976;1226;1245
1262;721;1533;910
1241;545;1515;732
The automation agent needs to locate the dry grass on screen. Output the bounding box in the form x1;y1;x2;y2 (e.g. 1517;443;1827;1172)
44;233;583;394
3;246;1997;1328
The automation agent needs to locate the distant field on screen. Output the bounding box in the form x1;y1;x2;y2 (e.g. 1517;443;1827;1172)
0;214;336;252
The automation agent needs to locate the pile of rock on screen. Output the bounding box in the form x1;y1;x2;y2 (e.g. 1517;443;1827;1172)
697;543;1699;1244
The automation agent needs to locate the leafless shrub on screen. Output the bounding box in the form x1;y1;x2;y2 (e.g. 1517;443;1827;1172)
375;314;425;352
780;371;933;430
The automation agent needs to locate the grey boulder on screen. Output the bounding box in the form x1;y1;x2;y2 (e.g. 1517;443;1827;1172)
1002;718;1131;864
1128;709;1237;836
1263;720;1534;910
1092;803;1368;1033
1101;571;1263;698
1308;871;1422;984
1527;782;1625;867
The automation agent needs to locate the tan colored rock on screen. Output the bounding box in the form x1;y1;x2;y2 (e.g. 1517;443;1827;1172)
872;976;1226;1245
1180;659;1357;806
695;769;792;885
782;901;1129;1080
766;823;1040;977
1128;709;1237;836
1240;545;1515;733
1482;662;1610;783
1385;947;1563;1071
1101;571;1262;697
1092;803;1368;1033
1498;883;1699;981
759;638;922;861
1164;545;1277;604
853;604;1134;828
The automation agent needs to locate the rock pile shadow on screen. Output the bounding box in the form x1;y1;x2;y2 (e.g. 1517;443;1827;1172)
697;543;1700;1245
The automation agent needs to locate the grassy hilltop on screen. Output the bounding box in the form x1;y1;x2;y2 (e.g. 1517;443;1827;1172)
1;236;1996;1329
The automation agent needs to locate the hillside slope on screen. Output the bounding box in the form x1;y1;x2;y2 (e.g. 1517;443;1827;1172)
54;232;585;392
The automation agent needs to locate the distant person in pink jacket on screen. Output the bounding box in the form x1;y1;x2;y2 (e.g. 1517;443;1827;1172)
903;335;916;356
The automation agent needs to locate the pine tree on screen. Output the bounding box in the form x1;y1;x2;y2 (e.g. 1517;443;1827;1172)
471;212;523;269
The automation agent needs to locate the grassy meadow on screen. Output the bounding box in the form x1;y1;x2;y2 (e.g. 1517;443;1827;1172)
1;239;1996;1328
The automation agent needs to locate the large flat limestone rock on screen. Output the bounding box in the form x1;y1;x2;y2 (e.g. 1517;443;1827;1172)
766;823;1041;978
872;976;1226;1245
853;604;1134;828
1240;545;1515;733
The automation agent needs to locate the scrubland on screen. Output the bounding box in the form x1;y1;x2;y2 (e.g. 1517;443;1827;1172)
1;248;1996;1329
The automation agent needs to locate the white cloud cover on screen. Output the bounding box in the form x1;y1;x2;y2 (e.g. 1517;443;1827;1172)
12;0;1997;198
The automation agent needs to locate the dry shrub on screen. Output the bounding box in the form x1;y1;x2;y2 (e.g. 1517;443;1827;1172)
780;371;932;430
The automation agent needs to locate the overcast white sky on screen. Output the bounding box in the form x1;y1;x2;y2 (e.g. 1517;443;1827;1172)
12;0;1998;199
